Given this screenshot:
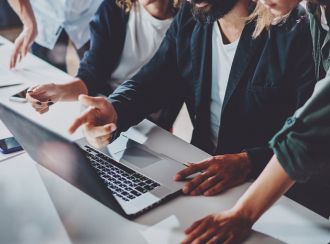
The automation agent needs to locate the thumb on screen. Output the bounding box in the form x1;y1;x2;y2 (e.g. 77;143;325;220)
78;94;106;108
106;123;117;133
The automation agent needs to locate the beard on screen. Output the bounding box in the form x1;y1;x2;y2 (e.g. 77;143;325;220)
190;0;240;23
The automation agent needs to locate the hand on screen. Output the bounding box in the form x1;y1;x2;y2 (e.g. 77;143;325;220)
175;153;251;196
26;83;63;114
68;95;118;148
10;24;37;69
181;209;253;244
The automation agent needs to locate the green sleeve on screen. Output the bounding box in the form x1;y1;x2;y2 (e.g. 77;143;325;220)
269;76;330;183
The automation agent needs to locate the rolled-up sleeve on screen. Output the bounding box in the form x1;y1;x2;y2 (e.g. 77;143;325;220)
270;77;330;182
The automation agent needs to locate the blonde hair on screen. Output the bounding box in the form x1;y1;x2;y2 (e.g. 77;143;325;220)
116;0;181;14
248;2;290;38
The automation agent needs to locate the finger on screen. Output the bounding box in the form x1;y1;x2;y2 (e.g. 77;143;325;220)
223;233;235;244
18;52;22;63
185;218;205;234
27;94;47;107
191;228;217;244
30;86;48;96
31;101;48;109
84;123;117;138
182;171;212;195
79;94;107;109
34;103;49;112
25;93;52;104
204;180;228;196
38;106;49;114
10;42;23;69
87;134;112;149
206;232;226;244
27;85;38;93
190;175;222;196
84;124;113;144
68;108;95;134
22;39;30;57
182;218;211;244
175;163;207;181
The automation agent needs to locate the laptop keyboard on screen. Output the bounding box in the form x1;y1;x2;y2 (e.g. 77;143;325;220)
83;145;160;202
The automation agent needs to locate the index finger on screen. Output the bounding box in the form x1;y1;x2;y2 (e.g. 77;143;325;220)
68;108;95;134
10;39;24;69
10;48;21;69
26;92;42;104
84;123;117;138
175;163;204;181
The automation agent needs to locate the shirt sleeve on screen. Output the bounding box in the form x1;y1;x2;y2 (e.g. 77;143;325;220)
270;76;330;182
107;8;183;133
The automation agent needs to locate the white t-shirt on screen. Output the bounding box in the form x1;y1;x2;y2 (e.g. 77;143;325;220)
31;0;103;49
110;1;173;89
210;22;239;148
320;6;329;31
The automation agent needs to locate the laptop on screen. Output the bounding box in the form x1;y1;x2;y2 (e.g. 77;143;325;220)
0;102;186;219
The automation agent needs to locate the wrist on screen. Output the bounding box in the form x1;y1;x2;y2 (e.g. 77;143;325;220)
56;84;67;101
238;152;252;180
231;202;258;225
110;102;118;125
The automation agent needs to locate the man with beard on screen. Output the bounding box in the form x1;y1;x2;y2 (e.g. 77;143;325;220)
178;1;330;243
69;0;314;232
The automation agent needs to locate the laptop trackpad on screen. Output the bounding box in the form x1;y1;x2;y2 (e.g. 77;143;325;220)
114;146;162;168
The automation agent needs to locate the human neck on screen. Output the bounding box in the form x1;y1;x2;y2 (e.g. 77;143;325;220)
139;0;172;20
218;0;250;44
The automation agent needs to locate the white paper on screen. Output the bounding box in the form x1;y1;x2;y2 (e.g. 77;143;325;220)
0;66;24;87
140;215;185;244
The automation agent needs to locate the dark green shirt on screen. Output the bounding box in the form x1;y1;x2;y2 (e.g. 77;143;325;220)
270;77;330;183
270;3;330;184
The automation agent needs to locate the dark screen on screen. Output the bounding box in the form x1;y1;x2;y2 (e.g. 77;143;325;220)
0;137;21;150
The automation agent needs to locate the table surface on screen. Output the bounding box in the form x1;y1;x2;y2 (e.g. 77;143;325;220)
0;36;329;244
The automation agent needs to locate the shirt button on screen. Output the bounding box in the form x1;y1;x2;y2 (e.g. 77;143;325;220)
287;117;295;126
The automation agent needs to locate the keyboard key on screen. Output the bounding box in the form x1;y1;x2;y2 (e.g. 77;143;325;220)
145;180;153;184
131;190;141;196
83;146;160;201
128;194;135;199
136;186;148;193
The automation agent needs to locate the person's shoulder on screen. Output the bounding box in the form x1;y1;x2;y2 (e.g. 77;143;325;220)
91;0;128;28
172;1;200;34
279;4;309;33
96;0;128;18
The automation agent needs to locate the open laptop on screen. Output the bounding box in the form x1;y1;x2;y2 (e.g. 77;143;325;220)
0;102;186;219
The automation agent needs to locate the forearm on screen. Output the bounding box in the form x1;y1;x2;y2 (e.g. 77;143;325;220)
232;155;295;223
8;0;36;27
57;79;88;101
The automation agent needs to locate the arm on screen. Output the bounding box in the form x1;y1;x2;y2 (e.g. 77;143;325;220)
233;155;295;222
108;9;183;132
68;4;185;147
8;0;37;68
26;79;88;114
182;155;295;244
27;1;126;112
270;75;330;183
